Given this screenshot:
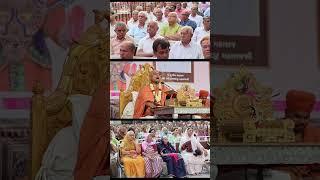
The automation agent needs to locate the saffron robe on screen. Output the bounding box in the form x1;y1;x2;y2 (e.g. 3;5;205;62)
74;83;108;179
133;84;169;118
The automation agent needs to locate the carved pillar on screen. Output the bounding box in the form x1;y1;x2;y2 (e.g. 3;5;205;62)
30;82;47;180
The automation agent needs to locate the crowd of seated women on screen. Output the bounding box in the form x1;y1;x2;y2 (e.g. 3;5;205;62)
110;121;210;178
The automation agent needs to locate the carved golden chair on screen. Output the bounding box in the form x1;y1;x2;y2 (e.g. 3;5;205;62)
119;63;154;118
213;66;273;143
30;10;108;180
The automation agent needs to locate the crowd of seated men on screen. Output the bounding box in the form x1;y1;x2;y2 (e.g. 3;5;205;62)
110;121;210;178
110;2;211;59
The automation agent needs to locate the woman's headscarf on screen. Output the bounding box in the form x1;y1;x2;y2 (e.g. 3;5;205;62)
159;136;179;163
141;133;155;151
120;131;136;152
117;127;127;140
149;128;155;133
159;136;176;154
179;128;199;152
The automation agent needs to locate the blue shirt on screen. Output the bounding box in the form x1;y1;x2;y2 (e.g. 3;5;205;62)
204;7;210;17
128;24;147;46
179;19;197;31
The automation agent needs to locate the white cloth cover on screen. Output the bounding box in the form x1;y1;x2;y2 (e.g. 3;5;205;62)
68;95;92;143
35;127;77;180
35;95;92;180
121;91;138;119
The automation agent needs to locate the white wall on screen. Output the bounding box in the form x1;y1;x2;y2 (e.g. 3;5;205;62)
212;0;320;118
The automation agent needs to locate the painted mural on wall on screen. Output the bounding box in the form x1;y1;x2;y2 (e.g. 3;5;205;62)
110;61;138;91
0;0;87;91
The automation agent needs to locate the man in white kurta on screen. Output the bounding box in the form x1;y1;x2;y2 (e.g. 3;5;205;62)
145;3;156;21
189;4;203;27
192;16;210;44
110;22;134;55
127;10;139;30
136;21;163;57
169;26;204;59
128;11;148;46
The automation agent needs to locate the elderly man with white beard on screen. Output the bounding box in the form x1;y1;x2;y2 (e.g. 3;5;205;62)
169;26;203;59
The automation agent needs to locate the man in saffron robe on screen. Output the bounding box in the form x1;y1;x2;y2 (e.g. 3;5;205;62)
74;82;108;179
35;9;108;180
133;70;169;118
74;10;109;178
35;83;108;180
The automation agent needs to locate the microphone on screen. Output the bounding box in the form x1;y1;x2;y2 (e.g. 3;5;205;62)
161;81;174;90
161;81;177;94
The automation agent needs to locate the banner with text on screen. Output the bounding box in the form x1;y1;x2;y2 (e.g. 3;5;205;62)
213;0;268;66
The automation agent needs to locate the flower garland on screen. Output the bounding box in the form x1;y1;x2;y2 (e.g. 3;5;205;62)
150;83;162;103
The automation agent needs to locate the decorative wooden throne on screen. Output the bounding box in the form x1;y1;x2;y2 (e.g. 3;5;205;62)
30;10;108;180
119;63;154;117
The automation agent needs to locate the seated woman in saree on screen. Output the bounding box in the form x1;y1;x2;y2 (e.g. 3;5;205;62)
158;136;187;178
120;131;146;178
141;133;163;178
179;127;210;175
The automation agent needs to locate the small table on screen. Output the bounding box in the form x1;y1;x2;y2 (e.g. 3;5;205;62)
153;106;210;119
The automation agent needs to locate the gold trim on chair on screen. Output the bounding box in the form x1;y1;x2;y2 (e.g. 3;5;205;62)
30;9;108;180
119;63;154;117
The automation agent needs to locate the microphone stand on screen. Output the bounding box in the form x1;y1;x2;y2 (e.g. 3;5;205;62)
160;81;177;106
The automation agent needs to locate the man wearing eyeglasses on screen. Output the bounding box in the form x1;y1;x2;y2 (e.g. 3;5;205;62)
110;21;134;56
192;16;210;44
200;36;210;59
179;10;197;31
136;21;163;57
128;11;148;46
189;4;204;27
169;26;203;59
153;38;170;59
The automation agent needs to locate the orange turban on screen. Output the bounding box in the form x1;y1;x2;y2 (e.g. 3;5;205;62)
286;90;316;113
199;90;209;98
